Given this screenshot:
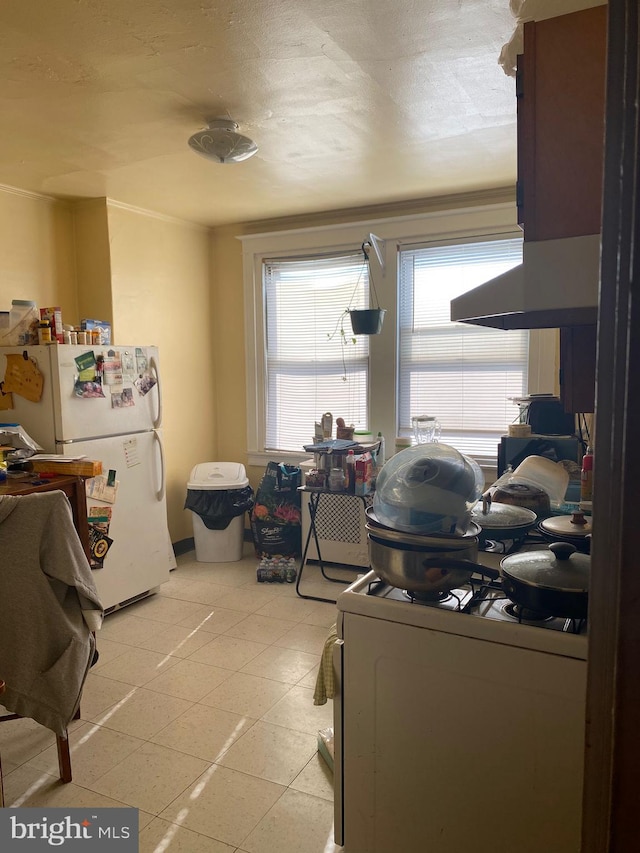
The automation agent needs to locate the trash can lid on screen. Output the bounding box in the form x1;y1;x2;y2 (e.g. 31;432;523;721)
188;462;249;490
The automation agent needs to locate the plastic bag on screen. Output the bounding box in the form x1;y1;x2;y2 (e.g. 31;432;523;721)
250;462;302;556
184;485;254;530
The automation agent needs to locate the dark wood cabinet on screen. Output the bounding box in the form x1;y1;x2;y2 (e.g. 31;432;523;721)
516;6;606;413
560;324;597;414
517;5;607;242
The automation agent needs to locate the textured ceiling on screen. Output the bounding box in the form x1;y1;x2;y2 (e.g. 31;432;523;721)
0;0;520;226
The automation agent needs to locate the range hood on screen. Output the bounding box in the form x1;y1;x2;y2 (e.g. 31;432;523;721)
450;234;601;329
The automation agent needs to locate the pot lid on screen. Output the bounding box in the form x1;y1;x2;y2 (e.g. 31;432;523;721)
365;524;480;551
471;501;537;529
539;511;592;539
365;507;480;547
500;542;590;592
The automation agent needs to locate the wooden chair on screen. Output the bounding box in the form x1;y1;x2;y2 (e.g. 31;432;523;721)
0;678;74;793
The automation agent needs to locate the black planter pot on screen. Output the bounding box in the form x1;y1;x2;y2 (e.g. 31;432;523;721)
349;308;385;335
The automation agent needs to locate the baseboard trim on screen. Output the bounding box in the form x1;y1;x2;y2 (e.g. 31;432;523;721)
173;537;195;556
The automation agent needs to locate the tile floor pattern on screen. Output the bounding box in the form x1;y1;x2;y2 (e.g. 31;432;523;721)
0;547;359;852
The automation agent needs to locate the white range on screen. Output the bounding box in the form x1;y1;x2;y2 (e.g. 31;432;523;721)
333;551;588;853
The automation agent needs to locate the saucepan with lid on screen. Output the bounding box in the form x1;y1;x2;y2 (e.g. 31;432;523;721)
499;542;590;619
471;492;539;542
538;511;592;553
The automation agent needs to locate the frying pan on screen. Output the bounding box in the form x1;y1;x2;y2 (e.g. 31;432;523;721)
499;542;590;619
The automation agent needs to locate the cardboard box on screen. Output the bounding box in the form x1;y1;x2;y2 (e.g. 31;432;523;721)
40;307;64;344
29;458;103;477
81;319;112;346
354;451;373;495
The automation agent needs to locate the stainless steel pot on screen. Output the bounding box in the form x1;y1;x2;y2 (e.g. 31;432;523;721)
368;535;488;597
365;510;494;596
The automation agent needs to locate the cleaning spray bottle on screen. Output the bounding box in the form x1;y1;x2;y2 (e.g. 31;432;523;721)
580;446;594;502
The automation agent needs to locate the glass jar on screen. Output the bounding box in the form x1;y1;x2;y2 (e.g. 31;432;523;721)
411;415;441;444
329;467;346;492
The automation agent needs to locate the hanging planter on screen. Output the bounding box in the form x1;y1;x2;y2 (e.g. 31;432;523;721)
349;308;386;335
327;237;388;380
346;238;387;336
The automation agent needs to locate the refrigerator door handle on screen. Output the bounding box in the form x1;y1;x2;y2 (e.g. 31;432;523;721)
153;428;166;502
333;638;344;847
149;355;162;429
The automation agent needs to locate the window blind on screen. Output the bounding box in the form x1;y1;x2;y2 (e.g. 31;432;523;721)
398;238;527;461
263;252;370;452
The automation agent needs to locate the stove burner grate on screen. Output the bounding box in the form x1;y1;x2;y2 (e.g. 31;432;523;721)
502;602;555;623
404;589;452;604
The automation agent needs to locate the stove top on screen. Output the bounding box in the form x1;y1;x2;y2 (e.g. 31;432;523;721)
362;532;588;635
365;574;586;634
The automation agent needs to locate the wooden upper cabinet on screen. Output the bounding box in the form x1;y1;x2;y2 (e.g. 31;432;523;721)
516;5;607;241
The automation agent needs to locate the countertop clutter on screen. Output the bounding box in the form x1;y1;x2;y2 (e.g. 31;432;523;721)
0;299;111;347
303;412;382;496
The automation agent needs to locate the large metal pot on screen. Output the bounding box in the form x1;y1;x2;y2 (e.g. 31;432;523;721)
499;542;590;619
365;508;493;596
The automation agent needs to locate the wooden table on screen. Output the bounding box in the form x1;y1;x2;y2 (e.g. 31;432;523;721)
0;473;90;562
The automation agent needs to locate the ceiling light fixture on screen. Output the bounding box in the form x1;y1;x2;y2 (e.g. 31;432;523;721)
187;118;258;164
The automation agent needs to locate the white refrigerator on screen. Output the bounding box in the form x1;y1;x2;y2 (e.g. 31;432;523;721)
0;344;175;610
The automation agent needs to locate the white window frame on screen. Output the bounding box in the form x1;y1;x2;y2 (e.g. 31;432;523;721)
241;199;557;475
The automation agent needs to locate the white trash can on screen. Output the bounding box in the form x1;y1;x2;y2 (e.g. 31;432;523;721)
186;462;251;562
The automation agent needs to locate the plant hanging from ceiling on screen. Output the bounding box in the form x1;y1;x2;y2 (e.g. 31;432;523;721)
348;238;386;335
327;236;386;380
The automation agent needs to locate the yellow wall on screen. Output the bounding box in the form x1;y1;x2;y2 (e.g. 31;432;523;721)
73;199;113;325
210;226;248;469
0;186;217;544
106;203;216;540
0;187;77;322
1;184;542;540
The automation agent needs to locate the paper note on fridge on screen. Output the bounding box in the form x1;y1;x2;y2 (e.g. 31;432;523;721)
86;474;119;504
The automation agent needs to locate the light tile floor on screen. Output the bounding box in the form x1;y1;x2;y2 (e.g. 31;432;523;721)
0;546;358;852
